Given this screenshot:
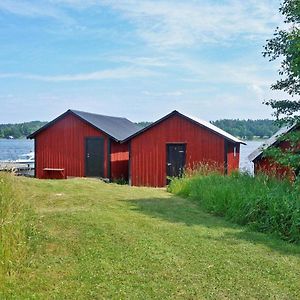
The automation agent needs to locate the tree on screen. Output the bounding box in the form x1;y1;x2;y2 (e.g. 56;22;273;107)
263;0;300;175
263;0;300;124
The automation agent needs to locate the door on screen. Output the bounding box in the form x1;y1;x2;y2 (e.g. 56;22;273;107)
85;137;104;177
166;144;186;183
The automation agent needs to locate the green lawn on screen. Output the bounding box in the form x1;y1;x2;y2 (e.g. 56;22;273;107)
2;178;300;299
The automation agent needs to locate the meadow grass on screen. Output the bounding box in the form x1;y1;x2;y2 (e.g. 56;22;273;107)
0;173;37;282
0;177;300;299
169;172;300;243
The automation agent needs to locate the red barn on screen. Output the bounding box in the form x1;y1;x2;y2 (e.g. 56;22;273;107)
29;109;245;187
124;111;245;187
28;109;140;180
249;123;300;178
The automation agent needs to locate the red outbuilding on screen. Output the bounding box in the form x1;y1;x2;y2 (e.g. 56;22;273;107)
249;123;300;178
28;109;140;180
125;111;245;186
28;109;245;187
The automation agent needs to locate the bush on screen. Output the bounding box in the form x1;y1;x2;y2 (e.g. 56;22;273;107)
168;172;300;243
0;173;37;277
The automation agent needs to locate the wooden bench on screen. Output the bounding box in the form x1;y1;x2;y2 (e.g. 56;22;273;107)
43;168;65;179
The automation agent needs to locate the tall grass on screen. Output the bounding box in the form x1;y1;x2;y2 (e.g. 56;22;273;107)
169;171;300;243
0;173;37;279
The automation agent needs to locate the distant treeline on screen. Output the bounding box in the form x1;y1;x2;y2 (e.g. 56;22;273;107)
137;119;278;140
211;119;279;140
0;121;47;139
0;121;151;139
135;121;153;128
0;119;278;140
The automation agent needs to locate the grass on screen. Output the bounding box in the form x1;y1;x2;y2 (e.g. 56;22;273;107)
169;172;300;243
0;173;37;281
0;176;300;299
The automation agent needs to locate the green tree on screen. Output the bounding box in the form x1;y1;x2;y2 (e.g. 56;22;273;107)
211;119;278;139
263;0;300;175
0;121;47;139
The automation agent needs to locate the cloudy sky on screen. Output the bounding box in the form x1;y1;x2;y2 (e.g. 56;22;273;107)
0;0;284;123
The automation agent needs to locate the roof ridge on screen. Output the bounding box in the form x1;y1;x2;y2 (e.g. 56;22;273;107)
70;109;128;120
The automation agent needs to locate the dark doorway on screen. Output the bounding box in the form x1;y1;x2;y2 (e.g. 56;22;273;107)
85;137;104;177
166;144;186;184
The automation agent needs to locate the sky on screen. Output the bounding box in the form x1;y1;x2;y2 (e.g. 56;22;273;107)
0;0;285;123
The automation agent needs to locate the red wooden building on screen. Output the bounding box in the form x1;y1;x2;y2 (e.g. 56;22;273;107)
125;111;245;186
249;124;300;178
28;109;139;180
29;109;245;187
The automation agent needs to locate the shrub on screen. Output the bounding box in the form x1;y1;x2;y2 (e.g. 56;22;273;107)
168;172;300;243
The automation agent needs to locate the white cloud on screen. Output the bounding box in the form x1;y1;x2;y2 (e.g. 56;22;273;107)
142;90;183;97
0;67;158;81
0;0;285;121
0;0;72;22
173;56;273;89
99;0;282;48
111;56;169;67
29;0;283;48
0;1;283;49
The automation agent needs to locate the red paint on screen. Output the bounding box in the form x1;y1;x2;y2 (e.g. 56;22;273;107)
254;157;295;180
33;110;242;184
227;143;240;174
110;141;129;180
253;131;300;180
129;114;241;187
34;112;128;180
35;113;106;179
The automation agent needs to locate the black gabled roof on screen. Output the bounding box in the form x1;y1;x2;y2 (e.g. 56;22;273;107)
28;109;141;141
70;110;141;141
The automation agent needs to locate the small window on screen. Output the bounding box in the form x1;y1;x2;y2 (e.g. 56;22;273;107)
234;146;237;157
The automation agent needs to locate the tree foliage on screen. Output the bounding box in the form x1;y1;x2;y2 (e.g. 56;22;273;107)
263;0;300;174
0;121;47;139
135;121;152;128
263;0;300;124
211;119;278;140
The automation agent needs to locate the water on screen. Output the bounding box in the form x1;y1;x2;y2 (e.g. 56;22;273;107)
0;139;34;161
240;140;264;174
0;138;264;174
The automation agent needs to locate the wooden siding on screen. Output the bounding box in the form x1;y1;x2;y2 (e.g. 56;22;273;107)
35;113;108;179
254;157;295;180
130;114;240;187
254;131;300;180
110;141;129;180
227;142;240;174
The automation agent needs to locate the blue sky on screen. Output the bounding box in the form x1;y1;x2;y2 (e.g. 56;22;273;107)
0;0;284;123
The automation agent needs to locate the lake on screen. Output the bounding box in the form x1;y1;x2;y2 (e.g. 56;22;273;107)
0;139;264;174
240;140;263;174
0;139;34;161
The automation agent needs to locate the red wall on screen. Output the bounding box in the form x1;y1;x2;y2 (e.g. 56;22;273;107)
254;134;299;180
111;141;129;180
130;114;240;187
34;111;240;183
35;113;107;179
254;157;295;180
227;142;240;174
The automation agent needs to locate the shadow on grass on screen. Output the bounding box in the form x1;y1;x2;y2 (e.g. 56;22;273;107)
124;196;300;257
